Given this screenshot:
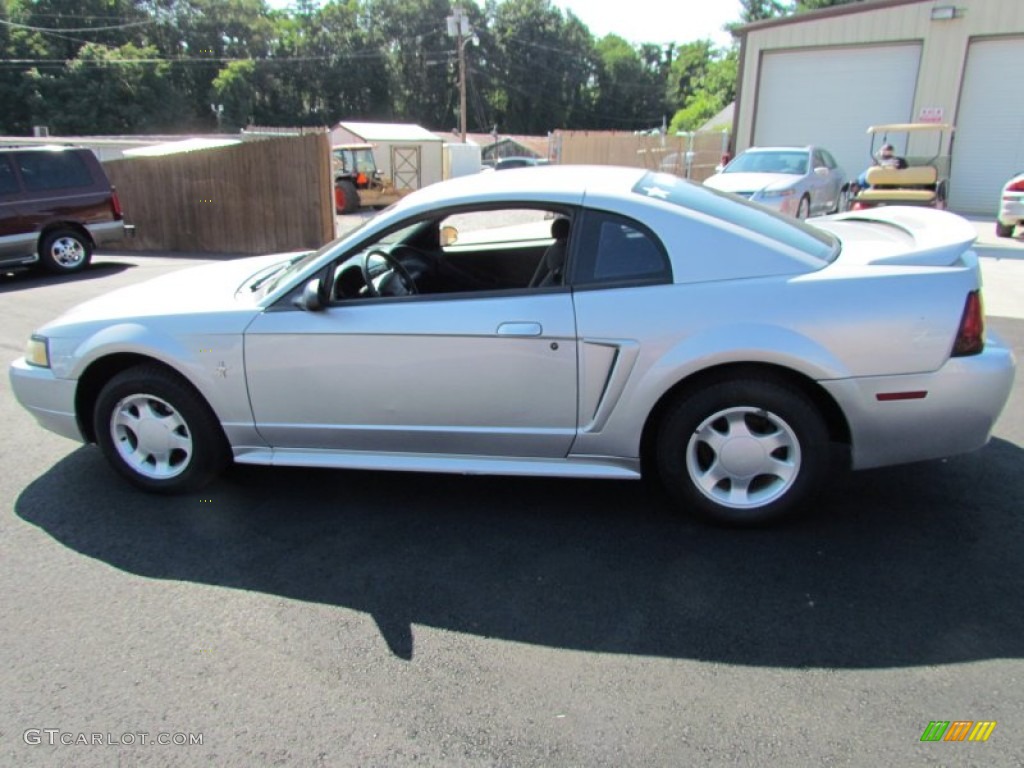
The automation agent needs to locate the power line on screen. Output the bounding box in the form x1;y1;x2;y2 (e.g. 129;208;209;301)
0;18;154;33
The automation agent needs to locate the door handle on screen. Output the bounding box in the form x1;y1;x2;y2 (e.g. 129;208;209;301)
496;322;543;336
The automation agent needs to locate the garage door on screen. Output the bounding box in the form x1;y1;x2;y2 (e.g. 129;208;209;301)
949;37;1024;214
754;44;921;185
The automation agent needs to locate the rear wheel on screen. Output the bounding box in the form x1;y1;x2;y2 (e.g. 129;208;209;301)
93;365;229;493
40;228;92;274
336;180;359;214
995;221;1015;238
796;196;810;219
655;378;830;526
832;186;850;213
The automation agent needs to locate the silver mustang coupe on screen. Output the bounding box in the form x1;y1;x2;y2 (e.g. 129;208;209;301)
9;166;1016;526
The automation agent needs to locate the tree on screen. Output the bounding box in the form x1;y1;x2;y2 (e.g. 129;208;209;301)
739;0;790;23
667;45;736;133
26;42;186;134
488;0;595;133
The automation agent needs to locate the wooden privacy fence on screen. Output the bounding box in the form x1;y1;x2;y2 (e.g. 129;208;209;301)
552;130;730;183
104;133;334;255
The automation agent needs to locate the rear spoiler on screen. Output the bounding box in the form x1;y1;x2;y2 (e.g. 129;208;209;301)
816;207;977;268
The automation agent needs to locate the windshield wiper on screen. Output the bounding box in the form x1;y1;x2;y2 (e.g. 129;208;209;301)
248;255;306;293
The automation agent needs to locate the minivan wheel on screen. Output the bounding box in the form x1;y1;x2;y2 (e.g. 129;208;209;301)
93;365;229;493
40;228;92;274
656;378;830;526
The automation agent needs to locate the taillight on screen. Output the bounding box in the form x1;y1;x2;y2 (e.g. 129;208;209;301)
1006;179;1024;193
110;188;124;220
951;290;984;357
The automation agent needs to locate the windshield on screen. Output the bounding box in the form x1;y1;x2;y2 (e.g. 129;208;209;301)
332;147;376;174
633;171;839;263
251;217;377;298
726;150;809;175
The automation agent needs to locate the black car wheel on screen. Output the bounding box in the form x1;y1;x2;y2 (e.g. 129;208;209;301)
93;365;229;493
656;378;830;526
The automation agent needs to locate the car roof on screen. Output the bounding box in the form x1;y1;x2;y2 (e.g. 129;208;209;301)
743;146;812;153
394;165;649;212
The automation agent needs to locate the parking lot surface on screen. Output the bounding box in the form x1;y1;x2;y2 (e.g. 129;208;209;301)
1;236;1022;766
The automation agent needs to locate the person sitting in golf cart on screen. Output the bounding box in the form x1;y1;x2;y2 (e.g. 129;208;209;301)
853;144;907;192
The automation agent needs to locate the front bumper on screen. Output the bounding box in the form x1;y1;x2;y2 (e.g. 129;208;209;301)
821;333;1016;470
8;358;84;443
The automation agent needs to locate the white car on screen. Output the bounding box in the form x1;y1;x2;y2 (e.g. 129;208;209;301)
8;166;1016;526
704;146;848;219
997;171;1024;237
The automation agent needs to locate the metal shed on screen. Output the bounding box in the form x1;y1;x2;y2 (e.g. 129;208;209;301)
329;121;444;192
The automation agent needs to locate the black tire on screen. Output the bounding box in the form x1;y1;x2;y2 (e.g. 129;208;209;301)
40;228;92;274
832;186;849;214
795;195;810;220
995;221;1015;238
337;180;359;214
655;378;830;527
93;365;229;493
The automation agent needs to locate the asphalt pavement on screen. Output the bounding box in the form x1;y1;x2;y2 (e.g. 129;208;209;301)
1;229;1022;767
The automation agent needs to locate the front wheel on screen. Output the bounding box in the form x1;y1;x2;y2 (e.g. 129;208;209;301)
795;196;810;219
93;365;229;493
335;180;359;214
995;221;1015;238
655;378;830;526
40;228;92;274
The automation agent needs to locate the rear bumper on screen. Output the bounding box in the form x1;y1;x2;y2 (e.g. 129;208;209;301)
8;358;83;443
999;195;1024;226
821;334;1016;470
87;220;131;247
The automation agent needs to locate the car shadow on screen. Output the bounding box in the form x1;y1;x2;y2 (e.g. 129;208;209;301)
15;438;1024;668
0;260;134;293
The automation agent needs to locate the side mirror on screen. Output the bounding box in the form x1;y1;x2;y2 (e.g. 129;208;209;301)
814;166;829;177
293;278;325;311
440;225;459;246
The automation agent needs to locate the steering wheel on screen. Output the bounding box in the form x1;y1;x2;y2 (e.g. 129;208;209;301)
360;248;419;297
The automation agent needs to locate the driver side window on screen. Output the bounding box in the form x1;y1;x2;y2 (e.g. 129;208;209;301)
332;206;573;302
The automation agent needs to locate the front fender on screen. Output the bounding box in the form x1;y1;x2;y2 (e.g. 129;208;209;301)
53;321;254;431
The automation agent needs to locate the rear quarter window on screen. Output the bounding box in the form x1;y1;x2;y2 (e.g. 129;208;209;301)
571;210;671;287
15;151;96;192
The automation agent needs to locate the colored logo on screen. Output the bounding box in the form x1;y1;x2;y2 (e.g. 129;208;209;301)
920;721;996;742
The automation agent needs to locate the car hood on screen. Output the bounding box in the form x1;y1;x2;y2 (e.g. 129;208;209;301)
704;172;797;194
43;253;302;330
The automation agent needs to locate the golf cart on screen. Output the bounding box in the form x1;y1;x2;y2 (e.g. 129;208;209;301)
850;123;954;210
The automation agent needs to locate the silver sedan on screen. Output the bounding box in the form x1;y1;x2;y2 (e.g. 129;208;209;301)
704;146;849;218
9;166;1016;526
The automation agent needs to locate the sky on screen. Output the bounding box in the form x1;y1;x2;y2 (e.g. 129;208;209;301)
554;0;741;48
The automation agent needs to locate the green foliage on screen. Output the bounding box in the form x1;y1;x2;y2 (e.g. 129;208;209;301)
0;0;751;136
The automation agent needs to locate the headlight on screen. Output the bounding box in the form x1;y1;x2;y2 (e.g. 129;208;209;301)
761;188;796;199
25;336;50;368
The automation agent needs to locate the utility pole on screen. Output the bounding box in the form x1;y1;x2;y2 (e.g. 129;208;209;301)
447;7;474;143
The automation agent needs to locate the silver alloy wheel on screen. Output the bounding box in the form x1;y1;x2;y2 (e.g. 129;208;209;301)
49;236;86;268
685;406;801;509
109;393;193;480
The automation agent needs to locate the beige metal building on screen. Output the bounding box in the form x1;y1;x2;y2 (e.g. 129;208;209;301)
732;0;1024;213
